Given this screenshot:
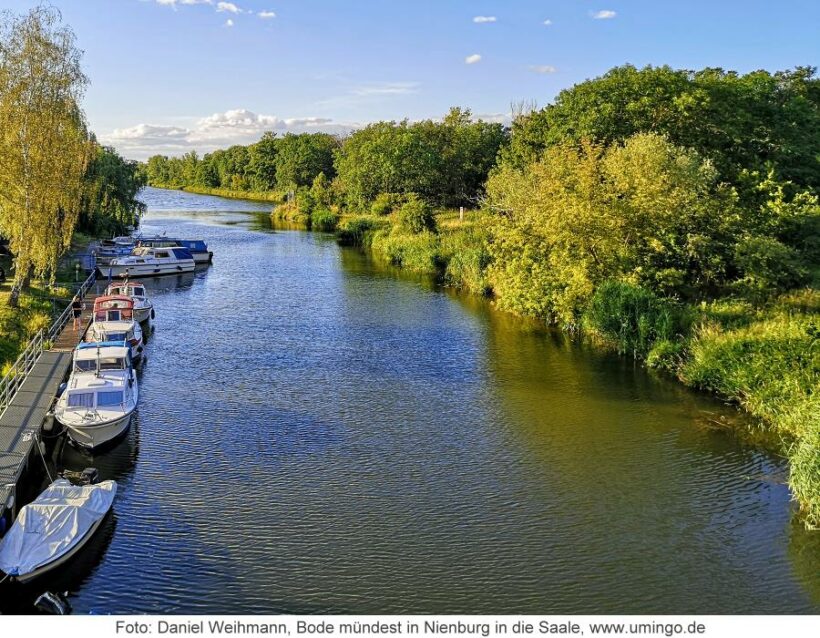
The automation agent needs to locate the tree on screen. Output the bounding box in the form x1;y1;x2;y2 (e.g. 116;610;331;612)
274;133;337;190
504;65;820;198
485;134;737;325
80;144;146;235
0;6;91;304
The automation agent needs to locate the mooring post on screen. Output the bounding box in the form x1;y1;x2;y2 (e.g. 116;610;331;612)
459;206;464;222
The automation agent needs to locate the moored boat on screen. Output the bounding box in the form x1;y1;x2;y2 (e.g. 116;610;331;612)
107;246;195;277
0;479;117;583
94;236;136;266
136;236;213;264
85;296;144;360
105;280;154;323
55;342;139;450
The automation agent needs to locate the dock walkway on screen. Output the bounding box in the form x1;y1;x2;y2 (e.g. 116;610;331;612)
0;274;101;521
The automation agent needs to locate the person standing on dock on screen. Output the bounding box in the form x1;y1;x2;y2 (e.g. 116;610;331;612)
72;293;84;331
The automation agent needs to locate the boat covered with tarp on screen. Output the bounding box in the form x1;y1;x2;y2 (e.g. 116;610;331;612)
0;479;117;583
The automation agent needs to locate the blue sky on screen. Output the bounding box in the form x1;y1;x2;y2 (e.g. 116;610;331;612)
3;0;818;159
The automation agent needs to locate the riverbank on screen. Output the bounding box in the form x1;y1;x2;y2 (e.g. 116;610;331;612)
329;208;820;529
151;184;287;204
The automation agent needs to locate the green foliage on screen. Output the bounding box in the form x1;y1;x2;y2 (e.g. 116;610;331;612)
370;227;441;273
274;133;337;190
646;339;686;372
396;195;437;234
732;236;807;300
79;145;146;236
370;192;405;216
504;64;820;199
310;208;339;232
336;215;387;245
335;108;507;208
144;131;338;195
585;281;687;357
440;223;492;294
486;134;735;324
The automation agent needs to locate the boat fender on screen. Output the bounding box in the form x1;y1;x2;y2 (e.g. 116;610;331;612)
0;515;6;537
56;382;67;397
38;441;46;457
34;591;72;615
43;411;55;433
151;308;155;319
81;467;99;485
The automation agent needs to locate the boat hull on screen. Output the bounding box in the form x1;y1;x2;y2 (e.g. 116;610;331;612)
10;513;109;583
133;305;153;324
104;262;195;278
61;411;133;451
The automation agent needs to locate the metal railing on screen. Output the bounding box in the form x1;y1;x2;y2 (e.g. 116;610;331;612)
0;270;97;416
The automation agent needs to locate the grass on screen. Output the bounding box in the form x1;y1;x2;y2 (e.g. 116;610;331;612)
680;289;820;527
155;184;288;204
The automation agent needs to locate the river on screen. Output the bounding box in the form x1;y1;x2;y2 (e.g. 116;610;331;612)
3;186;818;614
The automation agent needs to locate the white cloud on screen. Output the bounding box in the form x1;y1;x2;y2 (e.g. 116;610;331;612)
543;19;553;26
153;0;213;7
258;10;276;19
224;18;234;27
351;82;419;97
217;2;241;13
529;65;557;74
465;54;482;65
592;10;617;19
473;16;496;24
104;109;353;159
315;81;420;109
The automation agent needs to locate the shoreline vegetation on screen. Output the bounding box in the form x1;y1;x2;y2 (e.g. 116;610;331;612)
0;10;145;367
143;63;820;528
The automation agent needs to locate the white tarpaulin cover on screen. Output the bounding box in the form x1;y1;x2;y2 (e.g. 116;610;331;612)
0;479;116;578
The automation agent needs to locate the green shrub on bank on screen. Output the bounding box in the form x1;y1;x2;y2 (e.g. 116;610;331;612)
440;224;492;294
396;195;437;234
585;281;688;358
370;228;441;273
371;192;406;216
336;215;385;245
310;208;339;232
791;424;820;529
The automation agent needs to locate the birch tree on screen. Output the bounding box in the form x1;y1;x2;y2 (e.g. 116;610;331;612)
0;6;90;305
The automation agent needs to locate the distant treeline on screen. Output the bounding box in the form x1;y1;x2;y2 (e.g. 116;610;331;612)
142;107;507;208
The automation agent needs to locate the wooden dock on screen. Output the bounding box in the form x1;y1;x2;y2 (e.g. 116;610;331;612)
0;273;101;523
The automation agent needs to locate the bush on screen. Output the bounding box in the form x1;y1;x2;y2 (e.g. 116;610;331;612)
585;281;686;357
336;215;384;245
310;208;339;232
646;339;686;372
396;195;437;234
370;192;405;216
370;228;441;273
440;225;492;294
732;236;807;301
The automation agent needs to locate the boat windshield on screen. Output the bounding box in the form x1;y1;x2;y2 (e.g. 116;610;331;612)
133;287;145;297
67;392;94;408
103;332;128;341
97;391;124;407
75;357;126;372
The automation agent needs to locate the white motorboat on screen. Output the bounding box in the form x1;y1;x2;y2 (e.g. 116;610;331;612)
55;342;139;450
107;246;195;278
105;280;154;323
136;236;213;264
94;236;135;266
0;478;116;583
85;295;144;360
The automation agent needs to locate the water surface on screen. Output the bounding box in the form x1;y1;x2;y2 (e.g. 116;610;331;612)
3;186;818;614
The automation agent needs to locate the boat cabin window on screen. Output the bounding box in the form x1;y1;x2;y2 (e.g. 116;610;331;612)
133;287;145;297
67;392;95;408
105;332;128;341
155;251;170;258
74;357;125;372
97;391;124;407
